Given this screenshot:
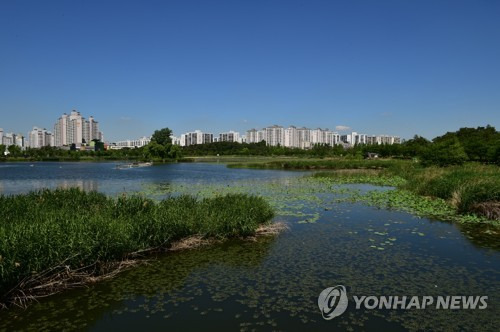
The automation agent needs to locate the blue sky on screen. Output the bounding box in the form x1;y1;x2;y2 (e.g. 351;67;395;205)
0;0;499;141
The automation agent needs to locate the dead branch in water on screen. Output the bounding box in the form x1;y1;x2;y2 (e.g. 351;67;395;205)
0;222;288;309
2;258;142;309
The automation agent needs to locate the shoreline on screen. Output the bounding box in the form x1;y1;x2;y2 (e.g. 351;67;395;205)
0;189;276;309
1;222;287;310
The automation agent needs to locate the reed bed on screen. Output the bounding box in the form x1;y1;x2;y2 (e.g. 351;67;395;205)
0;189;274;307
402;163;500;216
228;158;405;170
312;163;500;221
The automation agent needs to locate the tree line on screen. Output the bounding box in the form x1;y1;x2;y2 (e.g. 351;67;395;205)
182;126;500;166
1;126;498;166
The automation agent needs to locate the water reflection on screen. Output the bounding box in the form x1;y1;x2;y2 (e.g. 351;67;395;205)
0;179;99;195
57;180;99;192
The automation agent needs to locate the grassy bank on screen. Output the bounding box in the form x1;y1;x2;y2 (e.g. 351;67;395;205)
0;189;274;307
228;158;409;170
402;164;500;219
311;163;500;221
228;158;499;221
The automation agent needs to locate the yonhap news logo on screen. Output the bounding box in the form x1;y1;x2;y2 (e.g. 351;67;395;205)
318;285;348;320
318;285;488;320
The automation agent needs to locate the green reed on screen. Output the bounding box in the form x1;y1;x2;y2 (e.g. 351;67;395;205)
0;188;274;300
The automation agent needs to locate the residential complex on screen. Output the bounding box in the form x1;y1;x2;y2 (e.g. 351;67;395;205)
218;130;242;143
53;110;103;147
366;135;401;145
2;116;401;151
247;126;341;148
109;136;151;150
246;125;400;148
179;130;214;147
28;127;54;148
0;128;26;149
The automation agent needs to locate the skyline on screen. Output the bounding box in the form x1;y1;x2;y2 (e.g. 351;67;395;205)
1;0;499;141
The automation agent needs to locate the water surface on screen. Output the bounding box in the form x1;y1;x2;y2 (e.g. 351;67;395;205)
0;162;498;331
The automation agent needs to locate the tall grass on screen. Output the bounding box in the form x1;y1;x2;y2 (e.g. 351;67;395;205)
402;164;500;215
257;157;498;220
312;162;500;220
0;189;274;303
228;158;408;170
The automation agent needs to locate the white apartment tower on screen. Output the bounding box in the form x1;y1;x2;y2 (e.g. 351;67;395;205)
54;110;103;146
180;130;213;146
284;126;298;148
219;131;241;143
265;125;284;146
28;127;54;148
297;127;312;149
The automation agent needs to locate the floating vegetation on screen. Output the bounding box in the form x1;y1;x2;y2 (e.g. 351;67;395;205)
142;172;498;227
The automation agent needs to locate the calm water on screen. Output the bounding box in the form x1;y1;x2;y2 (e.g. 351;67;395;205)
0;162;304;196
0;162;498;331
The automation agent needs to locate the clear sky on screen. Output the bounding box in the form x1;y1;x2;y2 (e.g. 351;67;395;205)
0;0;499;141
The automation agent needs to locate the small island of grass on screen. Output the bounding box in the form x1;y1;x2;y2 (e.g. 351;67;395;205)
0;189;275;308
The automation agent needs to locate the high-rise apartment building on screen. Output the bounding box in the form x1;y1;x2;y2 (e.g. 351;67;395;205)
2;133;13;147
0;129;25;148
366;135;401;145
284;126;298;148
265;125;284;146
54;110;103;147
219;131;241;143
297;127;312;149
15;134;25;148
246;129;265;143
340;132;368;146
28;127;54;148
179;130;213;146
247;125;340;148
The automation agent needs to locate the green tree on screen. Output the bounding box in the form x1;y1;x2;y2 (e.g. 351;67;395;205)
421;136;468;166
454;125;499;162
7;145;22;157
144;141;167;159
402;135;430;158
168;144;182;159
92;139;105;151
151;128;173;146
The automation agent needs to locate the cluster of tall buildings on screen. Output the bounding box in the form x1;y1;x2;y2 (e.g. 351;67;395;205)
247;125;400;148
3;115;401;152
0;110;104;151
0;128;25;148
177;130;242;147
53;110;103;147
247;126;340;148
171;126;400;148
28;127;54;148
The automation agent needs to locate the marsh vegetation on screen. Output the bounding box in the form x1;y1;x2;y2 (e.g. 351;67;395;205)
0;189;274;307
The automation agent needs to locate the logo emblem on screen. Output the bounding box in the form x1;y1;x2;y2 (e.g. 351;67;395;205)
318;285;348;320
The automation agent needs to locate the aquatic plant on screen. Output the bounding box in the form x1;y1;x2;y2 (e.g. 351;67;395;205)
228;158;407;170
0;188;274;307
401;163;500;218
229;158;499;221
